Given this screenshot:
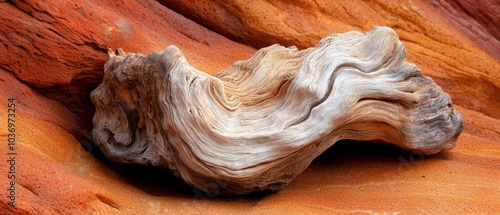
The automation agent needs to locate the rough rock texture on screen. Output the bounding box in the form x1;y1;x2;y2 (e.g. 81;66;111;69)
0;0;255;138
423;0;500;59
0;0;499;213
91;27;464;195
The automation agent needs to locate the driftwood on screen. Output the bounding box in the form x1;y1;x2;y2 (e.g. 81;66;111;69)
91;27;464;195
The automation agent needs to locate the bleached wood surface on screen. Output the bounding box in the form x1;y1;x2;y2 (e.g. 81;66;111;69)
91;27;464;195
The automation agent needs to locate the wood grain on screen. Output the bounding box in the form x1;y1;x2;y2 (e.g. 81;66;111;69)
91;27;464;195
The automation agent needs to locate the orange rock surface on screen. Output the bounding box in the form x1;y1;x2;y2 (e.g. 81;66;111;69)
0;0;499;214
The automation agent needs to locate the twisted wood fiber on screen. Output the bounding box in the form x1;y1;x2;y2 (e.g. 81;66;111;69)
91;27;464;195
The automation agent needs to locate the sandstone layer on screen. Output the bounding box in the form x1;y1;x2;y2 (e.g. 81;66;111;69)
0;0;499;214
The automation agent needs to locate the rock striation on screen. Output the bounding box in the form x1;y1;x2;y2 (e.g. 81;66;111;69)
91;27;464;195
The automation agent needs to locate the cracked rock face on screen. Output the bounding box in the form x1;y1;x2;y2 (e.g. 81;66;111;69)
91;27;464;195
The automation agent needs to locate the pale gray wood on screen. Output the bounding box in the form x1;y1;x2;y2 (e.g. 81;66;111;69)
91;27;464;195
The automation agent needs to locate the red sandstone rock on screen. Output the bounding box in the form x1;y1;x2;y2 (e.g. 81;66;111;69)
423;0;500;59
0;0;499;213
0;0;255;131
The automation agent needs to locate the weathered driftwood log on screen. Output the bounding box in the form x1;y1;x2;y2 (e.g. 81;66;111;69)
91;27;464;195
